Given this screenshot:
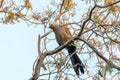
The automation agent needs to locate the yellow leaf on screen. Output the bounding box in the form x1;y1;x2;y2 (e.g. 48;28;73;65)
105;0;117;4
25;0;32;9
4;11;15;23
93;14;99;22
8;11;15;16
105;0;112;4
63;0;76;10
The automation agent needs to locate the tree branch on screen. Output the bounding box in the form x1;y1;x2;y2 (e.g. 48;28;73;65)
79;38;120;70
96;1;120;8
78;5;96;37
0;0;4;8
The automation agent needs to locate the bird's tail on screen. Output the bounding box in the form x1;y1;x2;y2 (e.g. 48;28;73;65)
70;53;85;75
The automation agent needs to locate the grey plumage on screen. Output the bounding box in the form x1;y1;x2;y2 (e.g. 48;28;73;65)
49;22;85;75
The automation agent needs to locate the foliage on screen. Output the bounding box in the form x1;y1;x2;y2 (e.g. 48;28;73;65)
0;0;120;80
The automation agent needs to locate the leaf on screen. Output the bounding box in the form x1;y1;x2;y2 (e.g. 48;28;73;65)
63;0;76;10
105;0;119;13
105;0;113;4
25;0;32;9
93;14;100;23
4;11;15;23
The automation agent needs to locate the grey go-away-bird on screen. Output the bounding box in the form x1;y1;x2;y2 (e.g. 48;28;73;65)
49;22;85;75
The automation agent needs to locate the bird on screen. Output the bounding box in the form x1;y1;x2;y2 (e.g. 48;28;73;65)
49;22;85;76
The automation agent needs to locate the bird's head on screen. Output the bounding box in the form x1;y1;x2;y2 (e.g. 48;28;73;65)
49;21;57;29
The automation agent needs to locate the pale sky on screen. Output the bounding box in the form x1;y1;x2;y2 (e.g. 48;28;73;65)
0;22;40;80
0;0;49;79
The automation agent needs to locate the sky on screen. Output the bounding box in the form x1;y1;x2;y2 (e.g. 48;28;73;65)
0;0;49;80
0;22;40;80
0;0;90;80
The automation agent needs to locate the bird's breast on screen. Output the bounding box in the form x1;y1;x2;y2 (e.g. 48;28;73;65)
55;31;71;45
